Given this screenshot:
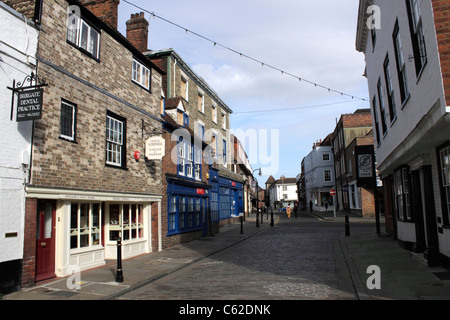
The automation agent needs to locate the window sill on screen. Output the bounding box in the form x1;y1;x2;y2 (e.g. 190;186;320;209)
59;136;78;144
105;163;129;171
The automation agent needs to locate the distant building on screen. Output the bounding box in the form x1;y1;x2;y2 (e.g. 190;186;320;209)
331;109;375;216
266;176;298;210
302;136;335;212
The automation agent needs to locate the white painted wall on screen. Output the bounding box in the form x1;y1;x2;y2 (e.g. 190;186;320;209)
362;0;447;174
0;2;38;263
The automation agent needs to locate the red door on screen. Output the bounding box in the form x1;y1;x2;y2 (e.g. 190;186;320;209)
35;200;56;282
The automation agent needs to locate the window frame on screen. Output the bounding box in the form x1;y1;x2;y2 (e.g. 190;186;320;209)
372;96;381;146
132;58;151;91
383;55;397;124
324;169;332;183
393;21;410;106
406;0;427;77
394;167;412;221
437;144;450;226
60;99;77;142
66;12;100;60
377;79;388;136
70;202;102;251
105;111;127;169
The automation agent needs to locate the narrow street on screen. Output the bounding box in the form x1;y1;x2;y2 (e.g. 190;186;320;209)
116;212;375;300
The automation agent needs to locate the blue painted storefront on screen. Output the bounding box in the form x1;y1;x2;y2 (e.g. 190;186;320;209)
209;168;244;222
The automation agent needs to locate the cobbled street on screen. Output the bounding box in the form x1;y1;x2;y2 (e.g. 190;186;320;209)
117;212;374;300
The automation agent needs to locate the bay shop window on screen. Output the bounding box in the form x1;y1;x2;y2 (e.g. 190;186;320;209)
69;203;145;249
109;204;144;242
70;202;101;249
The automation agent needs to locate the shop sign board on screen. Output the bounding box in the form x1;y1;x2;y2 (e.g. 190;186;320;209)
16;88;43;122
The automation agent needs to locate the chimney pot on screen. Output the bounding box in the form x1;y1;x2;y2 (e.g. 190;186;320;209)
126;11;150;52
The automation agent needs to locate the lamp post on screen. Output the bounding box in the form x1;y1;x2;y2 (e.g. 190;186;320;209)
252;168;262;227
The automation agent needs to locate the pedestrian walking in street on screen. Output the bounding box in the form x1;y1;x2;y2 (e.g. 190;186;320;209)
286;206;291;219
309;200;313;212
294;204;298;218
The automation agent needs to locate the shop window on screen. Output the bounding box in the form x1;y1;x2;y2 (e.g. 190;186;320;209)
394;167;411;221
70;202;101;249
109;204;144;242
168;196;176;232
168;194;204;235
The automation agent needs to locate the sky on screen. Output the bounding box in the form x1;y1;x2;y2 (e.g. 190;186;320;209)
116;0;370;186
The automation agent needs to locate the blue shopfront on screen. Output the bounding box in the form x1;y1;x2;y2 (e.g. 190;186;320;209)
209;168;244;223
166;174;211;237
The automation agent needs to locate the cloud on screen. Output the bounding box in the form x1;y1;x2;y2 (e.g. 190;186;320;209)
118;0;369;181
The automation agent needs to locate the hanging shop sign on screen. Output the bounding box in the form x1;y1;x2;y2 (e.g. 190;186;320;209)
16;88;43;121
7;71;48;122
145;135;165;160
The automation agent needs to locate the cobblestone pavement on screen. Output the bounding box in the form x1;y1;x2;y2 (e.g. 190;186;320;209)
117;213;370;300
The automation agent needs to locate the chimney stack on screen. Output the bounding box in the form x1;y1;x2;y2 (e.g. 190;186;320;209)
126;12;149;52
83;0;120;30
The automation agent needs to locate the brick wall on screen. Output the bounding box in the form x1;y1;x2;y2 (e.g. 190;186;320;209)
82;0;120;30
126;12;149;52
22;198;37;287
29;0;163;195
361;187;375;217
431;0;450;106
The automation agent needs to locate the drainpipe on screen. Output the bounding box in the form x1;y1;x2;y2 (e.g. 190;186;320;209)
173;58;177;97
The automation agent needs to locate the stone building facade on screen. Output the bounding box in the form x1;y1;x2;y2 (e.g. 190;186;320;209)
4;0;164;287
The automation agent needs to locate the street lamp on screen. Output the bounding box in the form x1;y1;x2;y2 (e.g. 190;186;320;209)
253;168;262;227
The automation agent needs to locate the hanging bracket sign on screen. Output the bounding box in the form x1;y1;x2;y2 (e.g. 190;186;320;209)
145;135;165;160
7;71;48;122
16;88;43;121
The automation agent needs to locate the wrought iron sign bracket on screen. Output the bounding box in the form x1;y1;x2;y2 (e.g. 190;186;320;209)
7;71;48;121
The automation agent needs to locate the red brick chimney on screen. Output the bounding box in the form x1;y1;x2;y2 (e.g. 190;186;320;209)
82;0;120;30
126;12;149;52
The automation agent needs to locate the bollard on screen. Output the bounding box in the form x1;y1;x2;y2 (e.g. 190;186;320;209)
240;215;243;234
271;209;274;227
116;237;124;283
345;214;350;237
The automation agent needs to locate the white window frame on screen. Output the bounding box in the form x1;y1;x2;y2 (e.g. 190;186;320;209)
132;58;151;90
186;144;193;178
198;91;204;113
60;100;76;141
70;202;102;250
106;115;124;167
67;14;100;59
212;104;217;123
221;111;226;129
178;139;186;176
